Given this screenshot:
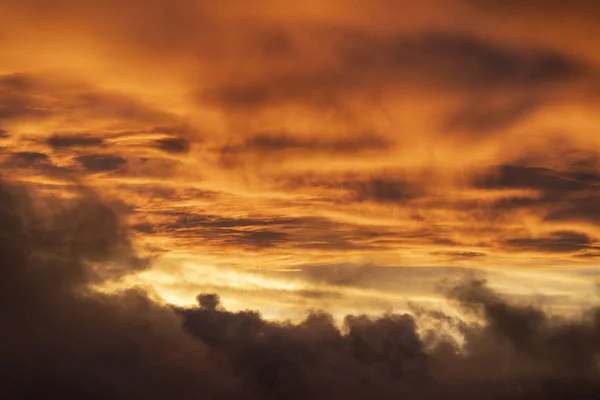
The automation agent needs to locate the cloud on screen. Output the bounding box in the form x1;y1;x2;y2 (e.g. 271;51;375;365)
2;0;599;272
0;178;291;397
176;278;600;399
503;231;595;253
153;137;191;154
218;133;393;168
11;151;50;164
203;31;585;112
75;154;127;172
0;178;245;399
575;251;600;259
151;211;402;253
156;212;342;250
545;196;600;225
165;213;315;229
341;31;584;89
0;74;54;122
470;148;600;228
47;134;105;149
0;72;177;127
475;164;597;194
216;133;390;168
432;251;487;260
231;230;289;248
281;175;420;204
282;265;474;293
2;150;78;181
3;176;600;398
467;0;600;15
244;133;388;153
0;0;216;65
343;177;417;203
445;279;600;380
444;97;539;135
3;7;600;396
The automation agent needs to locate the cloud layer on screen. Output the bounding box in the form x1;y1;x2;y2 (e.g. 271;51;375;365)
2;177;600;399
1;1;600;320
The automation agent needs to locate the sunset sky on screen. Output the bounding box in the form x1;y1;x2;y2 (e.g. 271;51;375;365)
2;0;600;319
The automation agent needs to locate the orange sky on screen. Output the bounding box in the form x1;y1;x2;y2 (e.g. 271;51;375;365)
2;0;600;318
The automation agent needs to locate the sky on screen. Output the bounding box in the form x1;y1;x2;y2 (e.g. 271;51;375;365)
4;1;600;398
1;0;600;318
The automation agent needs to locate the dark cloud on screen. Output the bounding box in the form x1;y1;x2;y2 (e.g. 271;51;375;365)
445;279;600;382
341;32;583;89
197;293;222;311
217;133;389;167
279;174;426;206
11;151;49;164
0;128;8;138
244;133;389;153
232;230;289;248
154;212;312;249
467;0;600;16
156;211;394;252
2;178;600;398
203;32;584;111
165;213;324;230
178;299;431;398
432;251;487;259
47;134;105;149
503;230;595;253
153;137;191;154
3;151;77;180
474;157;600;226
75;154;127;172
293;289;343;300
0;178;243;399
475;164;597;194
176;278;600;399
132;222;155;234
341;177;417;203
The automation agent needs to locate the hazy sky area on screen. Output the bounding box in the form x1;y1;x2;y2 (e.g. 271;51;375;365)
2;1;600;398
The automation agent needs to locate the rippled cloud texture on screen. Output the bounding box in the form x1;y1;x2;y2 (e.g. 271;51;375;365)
2;2;600;318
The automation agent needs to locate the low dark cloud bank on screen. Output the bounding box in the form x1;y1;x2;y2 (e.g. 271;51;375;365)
2;178;600;399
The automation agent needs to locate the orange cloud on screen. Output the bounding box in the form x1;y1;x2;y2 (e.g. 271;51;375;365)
1;0;600;315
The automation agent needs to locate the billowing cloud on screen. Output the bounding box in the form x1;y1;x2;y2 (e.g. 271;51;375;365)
0;178;247;398
2;179;600;399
